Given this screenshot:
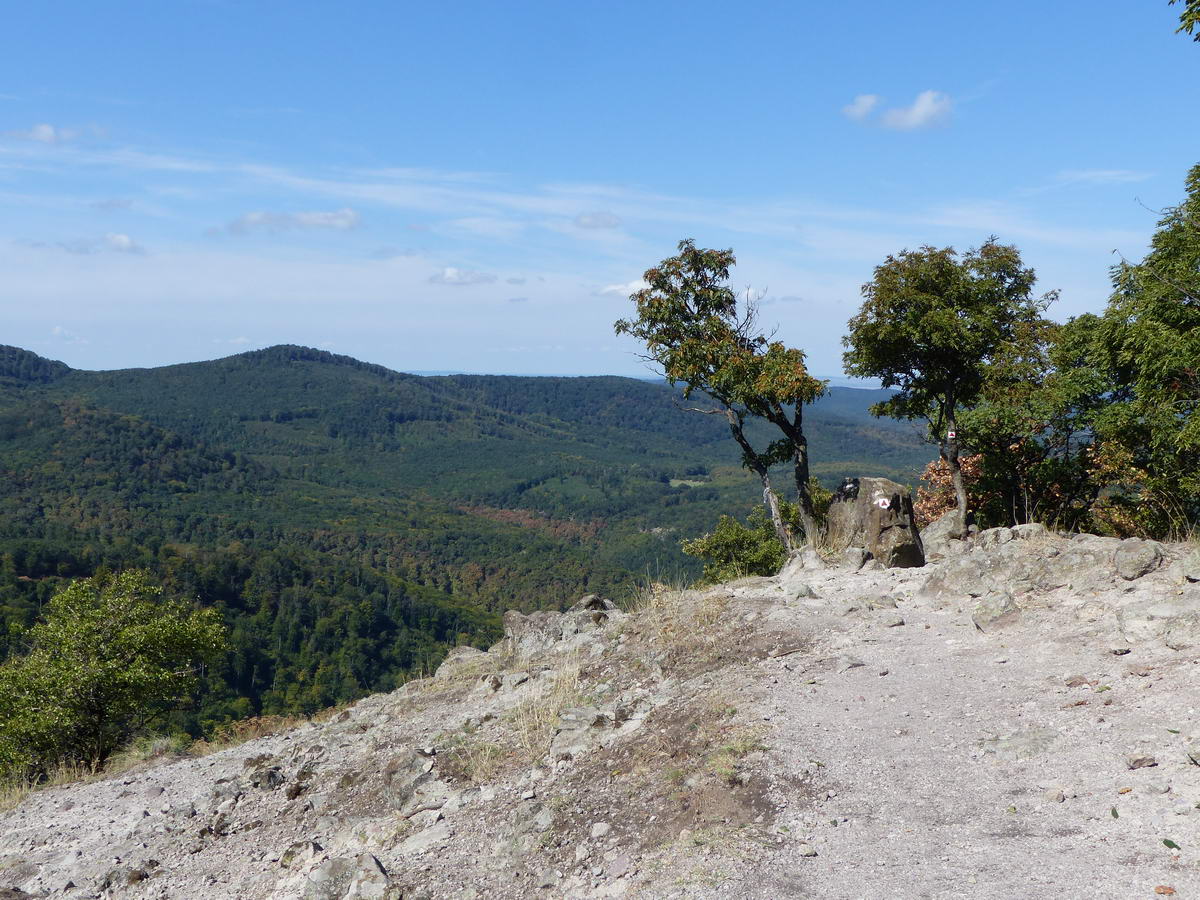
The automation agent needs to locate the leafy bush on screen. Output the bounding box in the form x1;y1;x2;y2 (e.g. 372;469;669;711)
0;570;227;780
682;484;832;584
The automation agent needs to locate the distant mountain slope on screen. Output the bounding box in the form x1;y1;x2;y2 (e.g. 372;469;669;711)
0;345;934;731
0;345;72;384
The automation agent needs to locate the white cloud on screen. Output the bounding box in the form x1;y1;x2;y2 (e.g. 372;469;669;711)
881;91;952;130
102;232;143;253
841;94;880;121
429;266;496;285
215;336;252;345
225;207;360;234
506;276;527;285
5;123;78;144
51;325;88;344
507;296;528;303
597;279;648;297
574;211;621;229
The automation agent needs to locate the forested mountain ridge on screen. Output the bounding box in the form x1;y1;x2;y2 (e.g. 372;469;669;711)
0;344;932;731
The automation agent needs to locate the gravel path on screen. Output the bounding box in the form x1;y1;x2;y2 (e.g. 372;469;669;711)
702;563;1200;900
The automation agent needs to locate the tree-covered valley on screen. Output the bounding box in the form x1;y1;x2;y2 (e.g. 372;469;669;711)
0;343;932;731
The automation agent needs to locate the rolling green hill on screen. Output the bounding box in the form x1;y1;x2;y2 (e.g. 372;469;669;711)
0;344;933;731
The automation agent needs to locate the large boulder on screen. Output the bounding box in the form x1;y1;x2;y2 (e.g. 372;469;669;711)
920;510;967;561
827;477;925;568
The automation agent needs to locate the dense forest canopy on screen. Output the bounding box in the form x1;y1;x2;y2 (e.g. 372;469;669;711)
0;344;932;733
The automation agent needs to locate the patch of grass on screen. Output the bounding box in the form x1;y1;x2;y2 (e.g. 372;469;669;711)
510;657;581;762
707;726;769;785
188;714;306;757
629;586;734;674
438;737;511;784
103;733;193;777
0;761;92;813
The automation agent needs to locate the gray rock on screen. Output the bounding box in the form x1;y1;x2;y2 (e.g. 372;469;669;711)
828;477;925;568
381;750;435;811
920;510;963;561
976;526;1014;548
1126;754;1158;769
841;547;869;570
590;822;611;839
797;843;818;857
1011;523;1049;541
775;553;820;597
1115;539;1164;581
1118;587;1200;648
1177;549;1200;583
281;840;323;870
979;727;1058;760
305;854;399;900
972;591;1019;632
800;549;827;570
550;707;610;760
434;645;485;679
398;821;452;855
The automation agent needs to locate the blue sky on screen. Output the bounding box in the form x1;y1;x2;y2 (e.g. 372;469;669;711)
2;1;1197;377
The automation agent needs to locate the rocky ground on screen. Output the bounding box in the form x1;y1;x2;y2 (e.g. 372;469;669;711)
2;526;1200;899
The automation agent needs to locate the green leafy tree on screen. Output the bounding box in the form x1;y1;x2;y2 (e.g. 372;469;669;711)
1089;163;1200;535
961;313;1109;529
0;570;227;778
615;239;827;547
843;239;1054;536
1171;0;1200;40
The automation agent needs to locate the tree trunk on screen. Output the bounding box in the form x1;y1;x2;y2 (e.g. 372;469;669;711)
791;438;818;544
944;412;968;538
727;409;794;551
758;468;794;552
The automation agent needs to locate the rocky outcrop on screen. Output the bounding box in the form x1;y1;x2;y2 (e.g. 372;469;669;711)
827;477;924;568
6;535;1200;899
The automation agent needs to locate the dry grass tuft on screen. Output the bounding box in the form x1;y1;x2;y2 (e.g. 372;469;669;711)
188;714;305;757
438;737;512;784
0;761;93;813
630;586;734;674
510;656;580;762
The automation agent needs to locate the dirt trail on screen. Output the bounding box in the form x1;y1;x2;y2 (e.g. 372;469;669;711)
697;562;1200;900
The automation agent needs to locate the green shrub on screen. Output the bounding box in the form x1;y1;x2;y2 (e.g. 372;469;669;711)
0;570;227;780
683;481;832;585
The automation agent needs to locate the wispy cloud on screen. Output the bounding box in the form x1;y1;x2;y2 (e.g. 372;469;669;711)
881;91;952;130
224;207;360;234
19;232;145;255
574;211;621;229
89;197;132;211
4;123;79;144
841;94;880;122
429;266;496;285
51;325;88;345
597;279;647;297
1056;169;1153;186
